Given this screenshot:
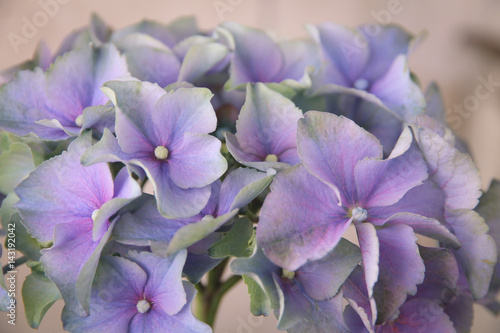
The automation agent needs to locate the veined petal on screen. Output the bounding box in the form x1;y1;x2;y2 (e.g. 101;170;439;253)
297;111;382;206
257;164;349;271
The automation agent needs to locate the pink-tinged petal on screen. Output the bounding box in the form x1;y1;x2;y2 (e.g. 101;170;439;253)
229;83;302;168
343;266;377;331
15;133;113;242
416;127;481;210
379;299;455;333
225;133;291;172
168;133;226;189
62;255;148;333
384;213;460;248
369;55;426;119
257;164;349;271
152;87;217;140
108;80;166;157
313;23;369;84
297;112;382;206
138;160;211;218
129;282;211;333
128;251;187;316
296;238;361;300
373;224;425;323
223;22;283;87
446;209;497;299
355;222;379;299
355;143;427;208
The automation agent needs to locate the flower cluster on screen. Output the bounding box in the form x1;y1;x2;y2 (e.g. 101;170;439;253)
0;14;499;333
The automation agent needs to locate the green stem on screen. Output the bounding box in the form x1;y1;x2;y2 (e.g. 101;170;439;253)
2;256;27;275
195;259;243;328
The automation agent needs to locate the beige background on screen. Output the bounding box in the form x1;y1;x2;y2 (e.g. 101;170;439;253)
1;0;500;332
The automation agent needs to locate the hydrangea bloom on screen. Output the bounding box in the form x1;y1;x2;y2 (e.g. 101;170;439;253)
310;23;425;118
258;112;460;321
0;44;130;140
82;80;227;218
15;133;141;315
0;14;498;333
222;22;320;92
225;83;303;171
62;250;211;333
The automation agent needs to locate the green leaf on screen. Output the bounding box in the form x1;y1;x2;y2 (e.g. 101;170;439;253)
242;275;271;317
165;210;238;256
0;134;35;195
208;218;254;258
22;270;61;328
1;193;42;261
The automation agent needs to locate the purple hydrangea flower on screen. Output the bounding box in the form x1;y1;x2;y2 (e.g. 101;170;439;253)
62;250;211;333
0;44;130;140
82;80;227;218
225;83;303;171
258;111;460;322
231;240;360;332
309;23;425;119
222;22;320;91
15;133;141;316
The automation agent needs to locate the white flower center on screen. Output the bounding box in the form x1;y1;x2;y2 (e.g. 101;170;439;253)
136;299;151;313
282;269;295;280
352;207;368;222
91;209;99;221
265;154;278;162
154;146;169;160
75;115;83;127
353;78;369;91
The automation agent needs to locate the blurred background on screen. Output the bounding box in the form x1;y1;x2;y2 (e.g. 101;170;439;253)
1;0;500;332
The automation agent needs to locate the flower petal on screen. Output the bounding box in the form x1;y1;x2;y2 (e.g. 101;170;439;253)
257;164;349;271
